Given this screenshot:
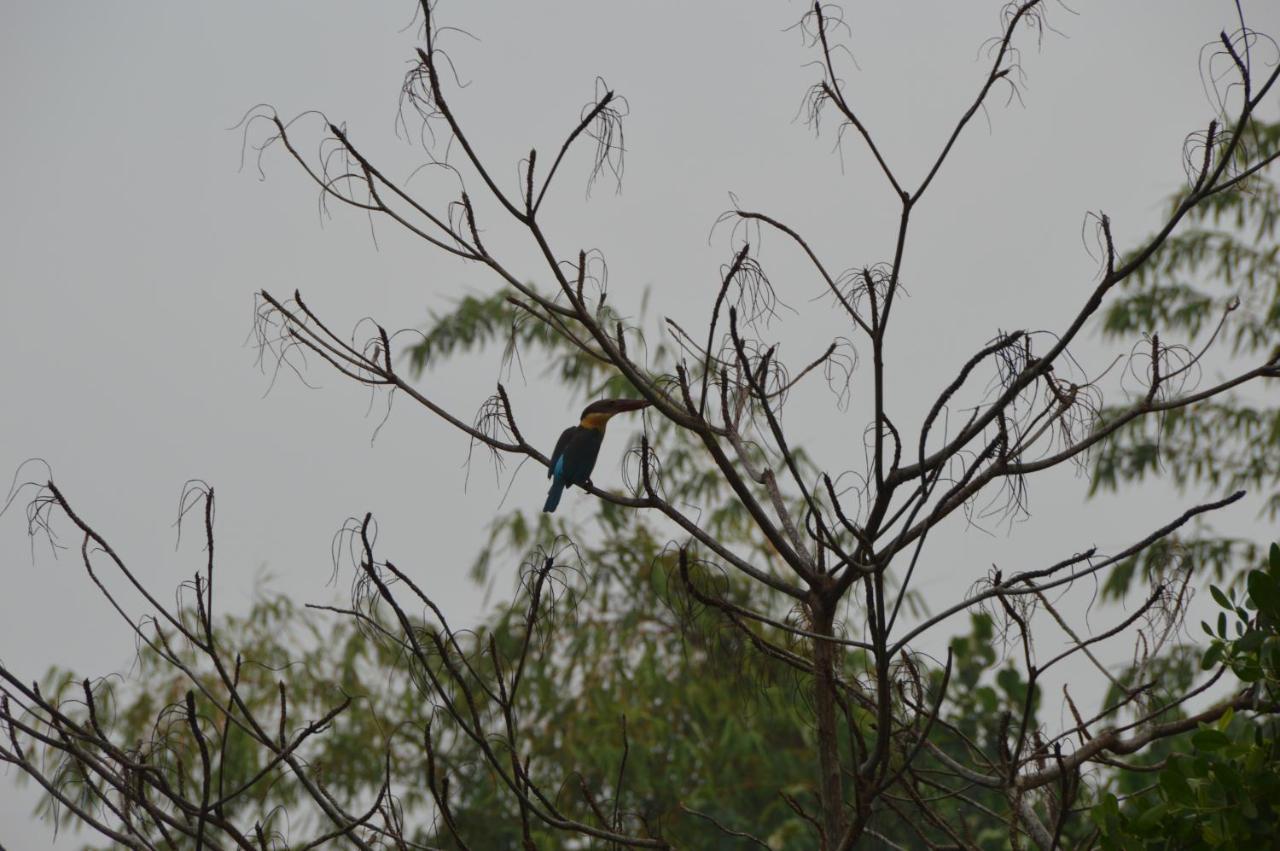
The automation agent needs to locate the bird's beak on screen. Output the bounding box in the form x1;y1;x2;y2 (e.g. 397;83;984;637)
608;399;651;414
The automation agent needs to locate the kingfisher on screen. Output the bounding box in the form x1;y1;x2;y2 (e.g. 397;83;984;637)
543;398;651;513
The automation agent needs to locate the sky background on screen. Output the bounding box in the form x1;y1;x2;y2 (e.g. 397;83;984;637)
2;1;1278;845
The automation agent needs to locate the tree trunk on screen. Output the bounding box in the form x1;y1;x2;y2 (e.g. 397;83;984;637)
812;598;846;848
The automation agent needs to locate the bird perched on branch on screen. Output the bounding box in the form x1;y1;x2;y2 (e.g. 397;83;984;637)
543;398;650;513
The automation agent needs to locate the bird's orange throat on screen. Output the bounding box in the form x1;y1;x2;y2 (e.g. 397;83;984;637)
580;412;612;431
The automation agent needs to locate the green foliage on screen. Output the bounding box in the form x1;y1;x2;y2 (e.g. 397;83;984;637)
430;543;823;849
1069;118;1280;839
1093;720;1280;850
29;202;1280;846
23;592;423;842
1098;536;1255;601
1094;544;1280;850
947;612;1039;743
404;289;613;397
28;291;850;849
29;290;1090;850
1200;543;1280;691
1095;120;1280;601
919;613;1064;851
403;286;677;407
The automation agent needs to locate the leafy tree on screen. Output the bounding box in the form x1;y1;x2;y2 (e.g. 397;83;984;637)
1094;545;1280;849
1094;117;1280;596
1085;110;1280;851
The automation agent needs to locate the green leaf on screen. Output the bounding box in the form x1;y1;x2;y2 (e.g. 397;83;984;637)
1160;768;1195;806
1211;584;1232;609
1134;800;1168;831
1236;627;1265;653
1191;728;1230;752
1247;569;1280;617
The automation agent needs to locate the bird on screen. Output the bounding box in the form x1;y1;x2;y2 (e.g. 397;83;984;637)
543;398;651;513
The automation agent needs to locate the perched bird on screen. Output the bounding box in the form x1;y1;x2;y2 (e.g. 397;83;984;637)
543;398;650;513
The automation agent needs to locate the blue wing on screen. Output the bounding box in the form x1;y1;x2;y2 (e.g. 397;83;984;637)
544;427;575;513
547;427;575;478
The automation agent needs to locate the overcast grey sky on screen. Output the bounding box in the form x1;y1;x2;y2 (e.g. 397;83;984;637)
3;1;1278;845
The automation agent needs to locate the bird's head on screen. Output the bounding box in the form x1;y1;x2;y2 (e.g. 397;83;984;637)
579;398;650;430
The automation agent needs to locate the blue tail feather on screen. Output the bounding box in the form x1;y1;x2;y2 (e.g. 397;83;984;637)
543;476;565;513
